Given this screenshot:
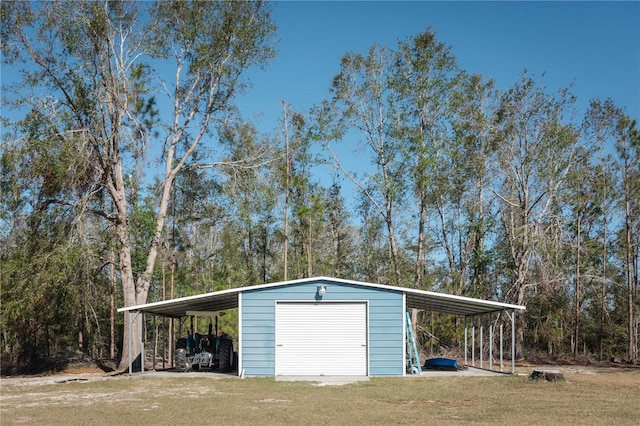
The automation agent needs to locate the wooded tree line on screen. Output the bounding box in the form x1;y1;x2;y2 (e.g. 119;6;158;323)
1;1;638;370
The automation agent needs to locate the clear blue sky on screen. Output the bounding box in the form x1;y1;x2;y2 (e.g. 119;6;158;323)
238;1;640;132
2;1;638;199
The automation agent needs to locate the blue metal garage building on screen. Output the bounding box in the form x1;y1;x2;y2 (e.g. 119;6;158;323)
119;276;526;377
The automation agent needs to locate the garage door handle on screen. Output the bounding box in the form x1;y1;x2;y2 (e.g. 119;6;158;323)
277;344;283;347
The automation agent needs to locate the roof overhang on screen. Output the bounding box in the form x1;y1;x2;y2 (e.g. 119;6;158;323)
118;276;525;318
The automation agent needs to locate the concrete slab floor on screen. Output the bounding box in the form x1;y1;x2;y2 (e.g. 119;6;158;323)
119;366;507;382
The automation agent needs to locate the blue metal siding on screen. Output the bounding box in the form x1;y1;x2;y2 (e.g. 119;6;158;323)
240;279;404;376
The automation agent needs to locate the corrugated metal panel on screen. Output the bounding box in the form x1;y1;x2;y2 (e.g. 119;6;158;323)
239;281;404;377
275;302;368;376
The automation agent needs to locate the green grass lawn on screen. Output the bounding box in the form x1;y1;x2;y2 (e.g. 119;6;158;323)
1;368;638;425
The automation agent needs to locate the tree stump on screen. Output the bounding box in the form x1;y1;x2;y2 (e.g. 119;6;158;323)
530;370;565;382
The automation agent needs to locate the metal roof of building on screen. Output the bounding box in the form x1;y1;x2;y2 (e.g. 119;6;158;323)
118;276;525;318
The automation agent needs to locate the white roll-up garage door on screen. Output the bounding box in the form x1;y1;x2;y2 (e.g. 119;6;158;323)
275;302;368;376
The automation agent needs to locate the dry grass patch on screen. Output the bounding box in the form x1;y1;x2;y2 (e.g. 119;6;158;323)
1;368;638;425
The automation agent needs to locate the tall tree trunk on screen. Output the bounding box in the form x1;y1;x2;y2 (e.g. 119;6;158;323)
282;101;290;281
110;250;116;360
601;201;607;361
77;304;84;352
414;196;427;290
382;161;401;286
385;212;401;286
626;192;635;360
169;252;176;368
515;282;528;360
307;219;313;278
116;221;140;371
109;150;142;372
575;213;581;357
511;236;531;361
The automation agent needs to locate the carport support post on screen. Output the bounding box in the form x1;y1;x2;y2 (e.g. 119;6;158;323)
162;317;166;370
141;313;145;373
500;320;504;372
471;319;475;367
152;315;157;372
489;321;493;371
169;318;174;368
464;318;468;367
508;310;516;373
479;321;483;369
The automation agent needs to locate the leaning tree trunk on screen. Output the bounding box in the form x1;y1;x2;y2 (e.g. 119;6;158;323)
117;157;178;372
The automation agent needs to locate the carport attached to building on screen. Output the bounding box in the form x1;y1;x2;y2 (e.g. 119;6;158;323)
118;277;525;377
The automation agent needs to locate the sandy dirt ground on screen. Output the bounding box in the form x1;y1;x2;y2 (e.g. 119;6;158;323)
1;363;633;387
